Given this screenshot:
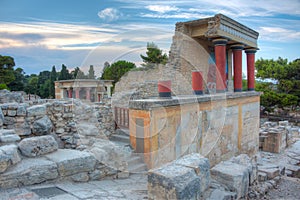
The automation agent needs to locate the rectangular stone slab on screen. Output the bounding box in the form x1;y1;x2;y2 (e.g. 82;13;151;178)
45;149;96;177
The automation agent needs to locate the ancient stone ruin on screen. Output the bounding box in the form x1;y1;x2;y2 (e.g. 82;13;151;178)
1;14;300;200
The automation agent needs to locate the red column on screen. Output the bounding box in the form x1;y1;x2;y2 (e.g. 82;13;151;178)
68;88;72;98
213;38;227;93
158;80;171;98
98;94;101;102
85;88;91;101
245;48;257;91
75;88;80;99
192;71;203;95
231;44;244;92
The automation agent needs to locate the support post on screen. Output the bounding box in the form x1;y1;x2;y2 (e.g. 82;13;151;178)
231;44;244;92
245;48;257;91
213;38;228;93
158;80;171;98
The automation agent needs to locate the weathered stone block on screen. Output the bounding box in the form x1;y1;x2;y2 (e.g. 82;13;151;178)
32;115;53;135
7;109;17;117
27;105;46;117
18;135;58;157
148;163;201;200
0;144;21;173
71;172;89;182
258;164;280;180
0;134;21;143
16;104;27;116
229;154;257;184
0;157;58;188
45;149;96;176
175;153;210;193
210;161;249;199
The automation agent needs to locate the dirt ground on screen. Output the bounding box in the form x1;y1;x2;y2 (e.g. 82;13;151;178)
264;176;300;200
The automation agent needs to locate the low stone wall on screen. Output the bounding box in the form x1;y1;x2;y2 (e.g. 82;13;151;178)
129;92;260;169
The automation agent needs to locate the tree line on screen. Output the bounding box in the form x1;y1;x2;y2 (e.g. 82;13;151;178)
0;42;167;99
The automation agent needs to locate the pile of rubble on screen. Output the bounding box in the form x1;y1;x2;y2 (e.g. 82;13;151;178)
0;90;128;189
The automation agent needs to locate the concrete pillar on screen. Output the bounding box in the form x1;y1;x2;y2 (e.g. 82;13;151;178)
158;80;171;98
85;88;91;101
213;38;228;93
245;48;257;91
75;88;80;99
192;71;203;95
227;49;234;92
68;88;73;98
231;44;244;92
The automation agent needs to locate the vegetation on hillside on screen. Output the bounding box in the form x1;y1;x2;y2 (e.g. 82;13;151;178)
255;57;300;111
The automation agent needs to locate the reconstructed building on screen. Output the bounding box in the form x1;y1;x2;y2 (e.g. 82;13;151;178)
55;79;113;102
115;14;261;169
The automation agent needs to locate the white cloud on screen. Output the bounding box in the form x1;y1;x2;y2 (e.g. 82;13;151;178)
146;5;179;13
259;26;300;42
97;8;121;22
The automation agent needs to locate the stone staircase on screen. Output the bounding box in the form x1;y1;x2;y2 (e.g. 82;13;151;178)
110;128;147;174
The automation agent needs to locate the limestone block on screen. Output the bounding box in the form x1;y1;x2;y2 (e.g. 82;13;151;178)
257;164;280;180
27;104;46;117
71;172;89;182
0;144;21;173
32;115;53;135
4;116;16;125
0;134;21;143
7;109;17;117
18;135;58;157
0;157;58;188
148;163;201;200
175;153;210;193
229;154;257;184
77;123;100;136
45;149;96;176
16;104;27;116
210;161;249;199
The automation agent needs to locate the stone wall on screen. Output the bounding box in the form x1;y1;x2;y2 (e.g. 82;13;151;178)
0;91;127;188
129;92;260;169
0;99;115;149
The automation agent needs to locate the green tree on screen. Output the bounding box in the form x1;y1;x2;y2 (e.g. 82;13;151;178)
140;42;168;68
37;71;51;98
88;65;95;79
8;68;25;91
58;64;71;80
49;66;57;98
0;55;16;85
256;57;300;110
101;60;136;86
25;75;38;95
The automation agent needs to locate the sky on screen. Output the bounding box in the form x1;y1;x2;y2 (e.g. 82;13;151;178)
0;0;300;77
